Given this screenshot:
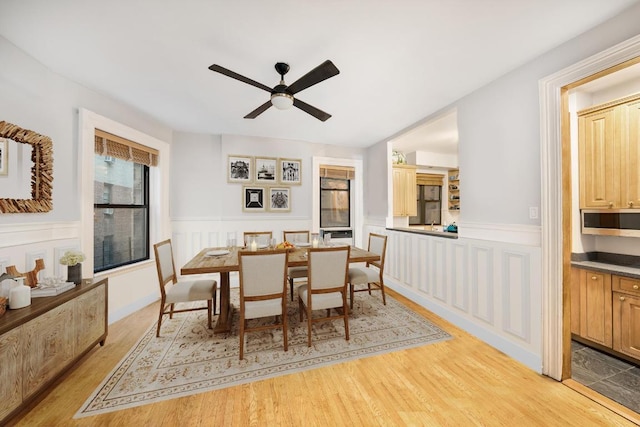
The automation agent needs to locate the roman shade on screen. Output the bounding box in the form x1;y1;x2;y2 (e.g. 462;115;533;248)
416;173;443;186
320;165;355;180
94;129;159;167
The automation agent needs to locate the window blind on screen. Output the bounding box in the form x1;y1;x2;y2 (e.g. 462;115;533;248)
319;165;355;180
94;129;159;166
416;173;443;186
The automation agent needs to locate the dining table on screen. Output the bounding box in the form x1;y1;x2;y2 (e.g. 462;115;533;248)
180;245;381;334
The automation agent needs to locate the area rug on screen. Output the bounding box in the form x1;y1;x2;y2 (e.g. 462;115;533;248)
75;288;451;418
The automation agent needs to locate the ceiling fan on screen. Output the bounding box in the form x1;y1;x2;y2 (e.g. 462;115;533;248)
208;60;339;122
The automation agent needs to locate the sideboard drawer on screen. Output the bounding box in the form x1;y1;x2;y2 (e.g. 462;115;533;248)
613;275;640;296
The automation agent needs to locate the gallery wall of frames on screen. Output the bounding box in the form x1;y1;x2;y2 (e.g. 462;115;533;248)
227;155;301;213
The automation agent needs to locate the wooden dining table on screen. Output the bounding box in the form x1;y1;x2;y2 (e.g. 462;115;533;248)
180;245;380;334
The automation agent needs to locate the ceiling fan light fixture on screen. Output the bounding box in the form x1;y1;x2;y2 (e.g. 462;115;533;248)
270;92;294;110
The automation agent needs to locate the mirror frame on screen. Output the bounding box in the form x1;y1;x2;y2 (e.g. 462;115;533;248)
0;121;53;213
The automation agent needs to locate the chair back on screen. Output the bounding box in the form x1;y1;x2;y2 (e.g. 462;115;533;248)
153;239;177;299
239;249;288;298
368;233;387;271
243;231;273;247
308;246;350;291
283;230;310;243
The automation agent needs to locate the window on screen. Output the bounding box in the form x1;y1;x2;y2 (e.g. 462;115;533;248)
93;129;157;273
409;184;442;226
320;177;350;228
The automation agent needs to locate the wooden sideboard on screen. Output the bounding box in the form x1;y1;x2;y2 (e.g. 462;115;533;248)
0;278;108;424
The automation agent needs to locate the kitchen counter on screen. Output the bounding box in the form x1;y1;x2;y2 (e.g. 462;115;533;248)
387;227;458;239
571;252;640;279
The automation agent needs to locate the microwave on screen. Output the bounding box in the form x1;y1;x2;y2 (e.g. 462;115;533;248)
581;209;640;237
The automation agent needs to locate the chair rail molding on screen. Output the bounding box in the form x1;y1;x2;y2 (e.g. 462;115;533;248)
539;33;640;380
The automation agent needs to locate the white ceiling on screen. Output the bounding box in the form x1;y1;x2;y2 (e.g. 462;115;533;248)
0;0;637;148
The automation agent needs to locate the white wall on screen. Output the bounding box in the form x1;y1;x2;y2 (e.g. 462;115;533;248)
0;36;173;323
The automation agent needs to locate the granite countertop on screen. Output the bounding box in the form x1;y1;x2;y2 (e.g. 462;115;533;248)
387;227;458;239
571;252;640;279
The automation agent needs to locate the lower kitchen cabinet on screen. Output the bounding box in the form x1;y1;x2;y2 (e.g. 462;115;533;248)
573;267;612;347
613;276;640;360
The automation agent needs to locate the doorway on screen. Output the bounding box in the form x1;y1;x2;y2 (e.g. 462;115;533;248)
540;34;640;420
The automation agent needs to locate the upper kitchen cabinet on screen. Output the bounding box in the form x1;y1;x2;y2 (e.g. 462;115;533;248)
392;164;417;217
578;93;640;209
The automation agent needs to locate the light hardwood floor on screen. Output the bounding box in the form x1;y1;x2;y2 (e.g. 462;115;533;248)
10;289;639;426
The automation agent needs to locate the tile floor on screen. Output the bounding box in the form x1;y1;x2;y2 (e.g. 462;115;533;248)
571;340;640;414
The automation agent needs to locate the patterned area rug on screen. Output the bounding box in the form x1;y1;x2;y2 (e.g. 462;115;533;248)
75;288;451;418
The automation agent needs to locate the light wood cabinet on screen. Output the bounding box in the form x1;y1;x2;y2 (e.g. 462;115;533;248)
612;275;640;359
392;164;417;216
578;93;640;209
448;169;460;211
0;279;107;425
574;268;612;347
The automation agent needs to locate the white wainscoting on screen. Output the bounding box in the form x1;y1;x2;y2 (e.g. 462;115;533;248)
365;224;542;372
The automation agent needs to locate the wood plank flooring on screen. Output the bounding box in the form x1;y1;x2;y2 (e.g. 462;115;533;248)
9;289;639;426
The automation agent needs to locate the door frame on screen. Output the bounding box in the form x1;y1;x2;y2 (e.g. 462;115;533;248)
539;34;640;380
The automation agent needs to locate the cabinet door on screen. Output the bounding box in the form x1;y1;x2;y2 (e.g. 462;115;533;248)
579;108;621;208
392;167;407;216
570;268;580;335
613;292;640;360
404;167;417;216
75;284;107;351
22;302;75;398
0;327;22;421
578;269;612;347
624;99;640;208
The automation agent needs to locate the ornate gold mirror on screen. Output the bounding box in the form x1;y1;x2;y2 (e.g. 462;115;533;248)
0;121;53;213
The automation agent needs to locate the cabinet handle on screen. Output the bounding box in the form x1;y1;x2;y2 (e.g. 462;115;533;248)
591;276;598;280
619;296;626;301
629;201;635;207
608;202;614;208
634;284;639;290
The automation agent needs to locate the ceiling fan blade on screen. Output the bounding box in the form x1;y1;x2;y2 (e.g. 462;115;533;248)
244;101;272;119
293;98;331;122
286;60;340;95
209;64;272;93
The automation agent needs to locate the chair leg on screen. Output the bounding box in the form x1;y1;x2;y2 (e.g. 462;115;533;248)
343;294;350;341
156;304;165;337
289;277;294;301
299;297;304;321
380;279;387;305
213;285;218;315
169;303;175;319
349;283;355;310
307;310;312;347
368;283;372;295
207;300;213;329
239;318;245;360
283;306;289;352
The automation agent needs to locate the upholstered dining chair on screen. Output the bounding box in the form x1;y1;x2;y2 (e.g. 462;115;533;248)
238;249;289;360
153;239;218;337
298;246;350;347
243;231;273;247
283;230;310;300
348;233;388;310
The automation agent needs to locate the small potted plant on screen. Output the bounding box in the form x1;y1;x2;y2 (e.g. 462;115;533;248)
60;250;85;285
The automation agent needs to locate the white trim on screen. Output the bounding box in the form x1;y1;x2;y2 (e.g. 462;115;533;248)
459;222;541;246
539;34;640;380
312;156;364;248
0;221;80;247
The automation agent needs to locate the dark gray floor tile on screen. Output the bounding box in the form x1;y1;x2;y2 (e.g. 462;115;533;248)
572;349;629;381
588;378;640;414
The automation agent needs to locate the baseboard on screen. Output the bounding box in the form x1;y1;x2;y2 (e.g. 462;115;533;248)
109;292;158;325
386;278;542;373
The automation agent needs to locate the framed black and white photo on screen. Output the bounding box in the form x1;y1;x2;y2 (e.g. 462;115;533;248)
269;187;290;212
279;158;301;185
228;155;253;183
242;186;266;212
254;156;277;183
0;138;7;176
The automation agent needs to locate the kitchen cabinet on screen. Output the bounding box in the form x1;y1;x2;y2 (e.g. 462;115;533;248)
0;279;107;425
612;275;640;360
572;267;612;347
448;169;460;211
578;92;640;209
393;164;417;216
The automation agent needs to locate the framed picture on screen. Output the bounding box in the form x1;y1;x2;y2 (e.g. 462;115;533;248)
242;186;266;212
228;155;253;183
0;138;7;176
269;187;291;212
254;157;278;183
279;158;301;185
